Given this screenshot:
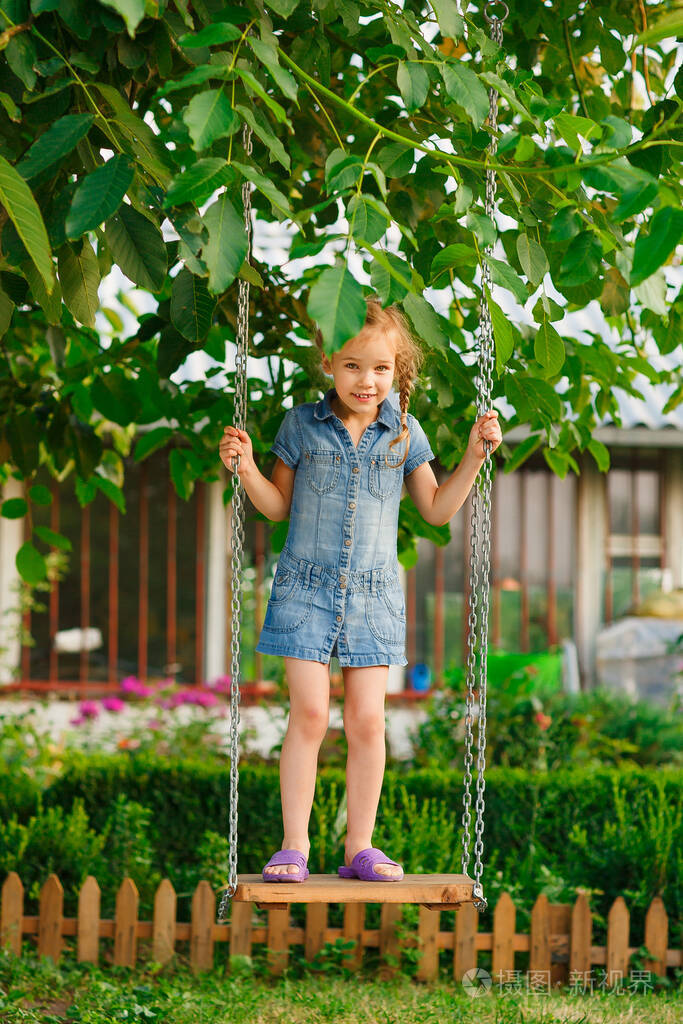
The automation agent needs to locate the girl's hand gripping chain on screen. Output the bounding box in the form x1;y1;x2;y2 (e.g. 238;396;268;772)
467;410;503;462
219;425;256;479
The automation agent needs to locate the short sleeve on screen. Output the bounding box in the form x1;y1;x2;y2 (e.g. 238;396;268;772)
270;407;301;469
403;414;435;476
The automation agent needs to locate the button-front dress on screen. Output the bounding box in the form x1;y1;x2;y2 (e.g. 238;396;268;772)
254;386;435;667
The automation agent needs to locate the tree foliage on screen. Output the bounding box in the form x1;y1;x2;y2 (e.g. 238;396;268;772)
0;0;682;580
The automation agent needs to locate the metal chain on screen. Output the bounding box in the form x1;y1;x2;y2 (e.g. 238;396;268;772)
460;0;507;914
217;119;253;924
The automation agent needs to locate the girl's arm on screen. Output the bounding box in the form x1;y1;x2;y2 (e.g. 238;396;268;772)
404;411;502;526
404;450;484;527
220;426;294;521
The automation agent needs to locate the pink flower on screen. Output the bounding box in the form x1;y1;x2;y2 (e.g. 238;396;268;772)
195;690;219;708
534;711;552;731
209;675;231;692
69;715;85;726
102;696;126;712
120;675;142;693
79;700;100;718
148;719;162;730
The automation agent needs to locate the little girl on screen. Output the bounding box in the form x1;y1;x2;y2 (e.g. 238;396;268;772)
219;296;502;883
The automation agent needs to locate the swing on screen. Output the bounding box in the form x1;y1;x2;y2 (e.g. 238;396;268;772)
217;3;507;923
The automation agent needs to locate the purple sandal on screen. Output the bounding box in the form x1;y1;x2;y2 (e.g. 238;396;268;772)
262;848;309;882
338;847;404;882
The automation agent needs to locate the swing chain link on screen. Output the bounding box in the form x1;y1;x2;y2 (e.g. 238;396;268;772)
460;4;506;914
217;119;253;924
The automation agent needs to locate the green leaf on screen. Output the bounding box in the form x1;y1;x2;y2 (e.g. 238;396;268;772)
440;61;489;129
504;433;543;473
183;88;240;151
104;205;167;292
23;259;62;324
91;369;142;426
484;284;513;373
554;111;601;154
134;426;174;462
516;233;548;287
347;194;390;245
631;12;683;50
234;103;290;171
432;0;464;37
265;0;301;16
599;267;629;317
403;292;450;350
631;206;683;286
1;497;27;518
170;267;216;341
16;541;47;584
488;257;528;304
58;239;100;327
202;192;248;294
16;113;94;181
397;61;429;112
557;231;602;288
6;34;37;90
92;83;173;187
232;160;292;218
65;155;135;239
5;410;40;476
588;438;610;472
28;484;52;505
505;374;563;421
534;321;565;375
94;475;126;513
164;158;234;208
0;286;14;336
98;0;146;37
0;153;55;295
248;36;299;103
34;525;72;551
430;243;478;284
178;23;241;47
169;448;195;500
307;263;367;354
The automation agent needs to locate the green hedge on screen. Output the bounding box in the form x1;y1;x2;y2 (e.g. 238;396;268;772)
1;754;680;950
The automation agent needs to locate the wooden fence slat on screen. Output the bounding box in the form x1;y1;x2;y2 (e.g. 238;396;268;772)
607;896;629;981
153;879;177;965
530;893;550;974
304;903;328;963
550;902;571;989
191;880;215;973
570;891;592;977
644;896;668;977
453;902;478;982
378;903;402;980
416;906;440;982
492;891;515;982
343;901;365;972
266;907;289;976
114;878;139;968
228;901;253;959
38;874;63;963
77;876;100;964
1;872;23;956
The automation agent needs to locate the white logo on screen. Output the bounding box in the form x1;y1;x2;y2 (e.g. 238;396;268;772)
461;967;492;997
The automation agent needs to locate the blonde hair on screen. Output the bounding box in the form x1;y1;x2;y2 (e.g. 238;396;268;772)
314;295;425;469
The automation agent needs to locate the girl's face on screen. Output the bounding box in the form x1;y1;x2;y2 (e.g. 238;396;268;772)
322;330;397;416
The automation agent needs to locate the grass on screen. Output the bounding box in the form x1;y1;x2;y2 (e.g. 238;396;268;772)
0;944;680;1024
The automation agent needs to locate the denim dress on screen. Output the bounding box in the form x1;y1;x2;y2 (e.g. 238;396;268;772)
254;387;435;667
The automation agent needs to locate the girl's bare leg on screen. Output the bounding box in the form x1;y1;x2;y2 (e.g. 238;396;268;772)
264;656;330;875
341;664;402;877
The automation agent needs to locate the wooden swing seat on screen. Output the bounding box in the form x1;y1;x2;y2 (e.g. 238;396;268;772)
224;872;477;910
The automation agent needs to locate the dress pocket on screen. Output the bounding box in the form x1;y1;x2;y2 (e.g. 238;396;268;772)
365;582;406;646
304;449;342;494
268;566;298;603
368;452;404;499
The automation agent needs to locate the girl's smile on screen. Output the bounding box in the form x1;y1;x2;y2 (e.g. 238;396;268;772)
321;331;397;425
